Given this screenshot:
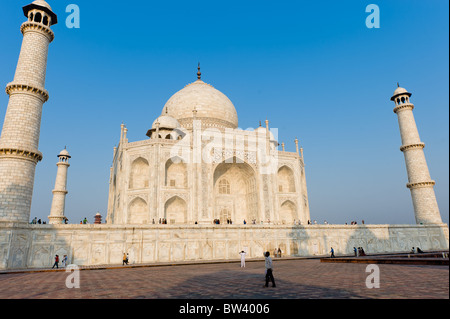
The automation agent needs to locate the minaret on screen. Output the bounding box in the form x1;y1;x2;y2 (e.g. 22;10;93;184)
391;85;442;224
48;148;71;224
0;1;57;223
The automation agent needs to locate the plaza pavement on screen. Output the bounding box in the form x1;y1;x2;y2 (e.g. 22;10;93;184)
0;256;448;299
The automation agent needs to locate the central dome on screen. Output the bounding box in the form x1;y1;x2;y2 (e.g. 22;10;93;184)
162;79;238;129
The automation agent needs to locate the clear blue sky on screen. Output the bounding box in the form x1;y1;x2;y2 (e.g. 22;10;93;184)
0;0;448;224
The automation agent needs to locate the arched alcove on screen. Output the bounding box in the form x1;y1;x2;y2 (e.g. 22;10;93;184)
164;196;187;224
129;157;149;189
278;166;295;193
280;200;296;224
128;197;148;224
165;157;187;188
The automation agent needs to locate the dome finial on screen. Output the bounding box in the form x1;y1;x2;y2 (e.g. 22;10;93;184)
397;82;400;88
197;62;201;80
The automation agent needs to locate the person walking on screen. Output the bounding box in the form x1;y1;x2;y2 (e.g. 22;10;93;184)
61;255;68;268
123;253;129;265
263;251;276;288
239;250;247;268
52;255;59;269
277;248;282;258
330;247;335;258
353;247;357;257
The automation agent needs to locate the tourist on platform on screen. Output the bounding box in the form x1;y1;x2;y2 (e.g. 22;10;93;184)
123;253;129;265
278;248;282;258
330;247;335;258
358;247;366;256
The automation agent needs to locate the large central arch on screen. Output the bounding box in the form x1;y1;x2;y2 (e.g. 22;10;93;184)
213;157;258;223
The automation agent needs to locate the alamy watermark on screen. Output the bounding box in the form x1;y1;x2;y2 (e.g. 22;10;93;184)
365;264;380;288
63;5;380;30
365;4;380;29
66;4;80;29
65;264;80;288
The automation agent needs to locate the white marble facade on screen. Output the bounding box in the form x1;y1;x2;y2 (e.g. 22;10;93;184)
1;222;448;269
106;76;311;227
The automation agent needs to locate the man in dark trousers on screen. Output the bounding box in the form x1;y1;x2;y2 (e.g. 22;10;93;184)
264;251;276;288
52;255;59;269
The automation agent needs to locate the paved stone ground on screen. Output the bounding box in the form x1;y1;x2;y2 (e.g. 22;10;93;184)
0;258;448;300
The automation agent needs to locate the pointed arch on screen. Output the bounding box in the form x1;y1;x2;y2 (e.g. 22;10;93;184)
128;197;148;224
34;12;42;23
129;157;149;189
280;200;296;224
164;196;187;224
278;165;295;193
165;156;187;188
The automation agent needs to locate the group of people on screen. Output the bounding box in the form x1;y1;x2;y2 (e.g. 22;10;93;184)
214;218;235;224
329;246;367;258
348;220;364;225
123;253;130;265
31;217;70;224
30;217;46;224
52;254;68;269
411;247;424;254
354;247;366;256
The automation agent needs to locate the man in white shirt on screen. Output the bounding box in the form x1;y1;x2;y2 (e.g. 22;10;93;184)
264;251;276;288
239;250;247;268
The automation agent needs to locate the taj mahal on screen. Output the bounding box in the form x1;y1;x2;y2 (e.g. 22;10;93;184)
106;64;310;227
0;1;448;270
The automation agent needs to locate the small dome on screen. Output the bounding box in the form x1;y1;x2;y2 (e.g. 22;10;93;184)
391;86;412;101
58;148;71;158
393;87;408;95
23;0;58;25
32;0;53;11
162;79;238;129
152;115;180;130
